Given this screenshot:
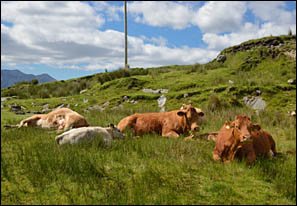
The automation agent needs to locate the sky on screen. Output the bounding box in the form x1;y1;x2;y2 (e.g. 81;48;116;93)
1;1;296;80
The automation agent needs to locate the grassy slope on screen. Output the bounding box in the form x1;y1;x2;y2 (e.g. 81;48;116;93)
1;35;296;204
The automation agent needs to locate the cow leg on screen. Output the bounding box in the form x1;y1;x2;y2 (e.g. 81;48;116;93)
18;115;42;128
184;134;194;141
213;150;221;161
269;136;277;156
245;150;256;165
230;145;242;162
162;130;180;138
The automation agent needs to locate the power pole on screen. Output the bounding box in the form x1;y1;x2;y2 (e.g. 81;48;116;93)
124;1;129;69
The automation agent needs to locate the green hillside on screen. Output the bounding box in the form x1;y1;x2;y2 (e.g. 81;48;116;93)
1;35;296;114
1;35;296;205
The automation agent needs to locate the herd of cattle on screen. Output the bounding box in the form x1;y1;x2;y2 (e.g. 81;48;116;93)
14;104;278;165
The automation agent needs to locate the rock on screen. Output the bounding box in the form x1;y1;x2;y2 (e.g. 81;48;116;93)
9;104;26;114
83;98;88;103
290;110;296;117
42;108;51;113
42;104;50;112
256;89;261;95
31;111;42;114
183;93;189;98
111;104;124;110
243;96;266;112
80;89;88;94
54;104;65;110
228;80;234;84
42;104;51;113
14;110;25;115
288;79;296;85
130;99;137;104
74;104;78;107
87;105;105;111
284;50;296;60
216;54;226;62
1;97;11;102
9;104;21;112
157;95;167;112
142;88;168;94
123;96;129;102
103;101;110;106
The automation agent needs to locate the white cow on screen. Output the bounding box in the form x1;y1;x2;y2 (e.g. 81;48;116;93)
55;124;124;146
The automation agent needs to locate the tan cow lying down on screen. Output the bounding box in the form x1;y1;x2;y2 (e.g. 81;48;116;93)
117;104;204;138
55;124;124;145
213;115;277;164
235;124;277;164
18;108;89;131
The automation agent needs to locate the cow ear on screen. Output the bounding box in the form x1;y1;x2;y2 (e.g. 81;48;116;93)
199;111;205;117
107;123;115;129
177;111;186;116
181;104;187;110
252;124;261;130
225;120;232;125
230;122;235;128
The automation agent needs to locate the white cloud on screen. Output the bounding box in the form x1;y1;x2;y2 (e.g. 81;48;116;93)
1;1;295;75
92;1;122;22
199;1;296;51
140;35;168;47
202;20;296;51
128;1;194;30
192;1;247;33
248;1;296;25
1;1;217;72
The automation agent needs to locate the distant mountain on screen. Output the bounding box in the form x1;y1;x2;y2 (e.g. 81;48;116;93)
1;69;56;88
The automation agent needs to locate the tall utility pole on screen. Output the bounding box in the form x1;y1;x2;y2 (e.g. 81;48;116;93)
124;1;128;69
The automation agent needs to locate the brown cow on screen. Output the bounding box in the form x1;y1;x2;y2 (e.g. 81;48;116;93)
212;115;253;162
117;104;204;138
235;124;277;165
18;108;89;132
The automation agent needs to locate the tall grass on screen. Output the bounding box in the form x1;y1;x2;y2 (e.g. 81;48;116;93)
1;106;296;205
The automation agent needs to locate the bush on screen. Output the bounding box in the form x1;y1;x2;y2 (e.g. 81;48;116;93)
31;79;39;85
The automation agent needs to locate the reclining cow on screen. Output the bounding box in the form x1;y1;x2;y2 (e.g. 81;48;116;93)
18;108;89;132
55;124;124;146
212;116;251;163
234;123;277;164
117;104;204;138
213;115;277;164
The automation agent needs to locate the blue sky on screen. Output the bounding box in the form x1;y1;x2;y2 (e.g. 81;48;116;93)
1;1;296;80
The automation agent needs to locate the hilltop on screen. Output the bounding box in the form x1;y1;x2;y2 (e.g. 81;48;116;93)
1;34;295;115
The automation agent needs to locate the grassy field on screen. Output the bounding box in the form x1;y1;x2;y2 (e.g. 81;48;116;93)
1;35;296;204
1;106;296;205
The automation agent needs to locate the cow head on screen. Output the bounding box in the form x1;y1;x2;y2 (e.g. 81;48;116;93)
180;104;205;118
177;104;204;133
107;123;125;139
232;115;253;142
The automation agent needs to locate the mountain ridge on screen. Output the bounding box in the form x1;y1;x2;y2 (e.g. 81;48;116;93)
1;69;56;88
